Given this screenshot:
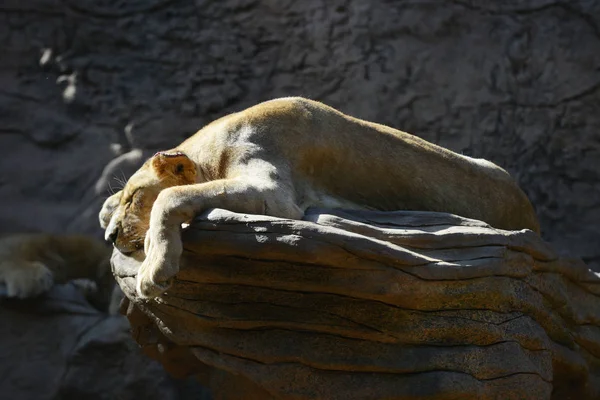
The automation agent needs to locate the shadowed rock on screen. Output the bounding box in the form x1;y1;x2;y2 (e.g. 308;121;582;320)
0;282;211;400
114;208;600;400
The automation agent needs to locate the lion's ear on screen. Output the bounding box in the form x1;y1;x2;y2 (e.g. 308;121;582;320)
151;151;196;184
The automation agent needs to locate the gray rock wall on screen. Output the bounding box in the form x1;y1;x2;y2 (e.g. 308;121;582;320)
1;0;599;268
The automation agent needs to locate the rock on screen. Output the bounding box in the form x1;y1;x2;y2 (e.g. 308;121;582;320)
0;282;211;400
1;0;599;270
114;208;600;400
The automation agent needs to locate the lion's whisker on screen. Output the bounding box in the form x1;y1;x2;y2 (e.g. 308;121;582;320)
107;181;116;195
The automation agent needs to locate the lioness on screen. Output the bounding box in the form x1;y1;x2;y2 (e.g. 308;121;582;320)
100;97;540;299
0;233;115;311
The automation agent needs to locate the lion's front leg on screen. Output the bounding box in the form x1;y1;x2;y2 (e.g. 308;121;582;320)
136;177;301;298
136;222;183;298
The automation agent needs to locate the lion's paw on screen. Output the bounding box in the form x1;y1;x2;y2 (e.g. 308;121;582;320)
1;262;54;299
135;256;176;299
135;227;181;299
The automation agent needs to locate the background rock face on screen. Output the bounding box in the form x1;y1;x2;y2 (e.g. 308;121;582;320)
0;2;598;262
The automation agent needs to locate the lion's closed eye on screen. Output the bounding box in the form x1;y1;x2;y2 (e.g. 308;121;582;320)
132;191;144;207
123;189;139;205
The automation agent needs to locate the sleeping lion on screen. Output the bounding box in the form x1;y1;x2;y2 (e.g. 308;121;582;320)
0;233;115;311
99;97;540;299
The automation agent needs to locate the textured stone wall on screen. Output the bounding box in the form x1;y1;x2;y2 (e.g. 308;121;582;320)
1;0;599;268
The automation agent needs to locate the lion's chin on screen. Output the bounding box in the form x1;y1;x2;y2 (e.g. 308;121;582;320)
114;240;143;256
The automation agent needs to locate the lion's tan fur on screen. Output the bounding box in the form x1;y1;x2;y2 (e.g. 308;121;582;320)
100;97;540;298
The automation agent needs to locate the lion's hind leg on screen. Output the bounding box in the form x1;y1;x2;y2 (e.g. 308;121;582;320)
0;261;54;299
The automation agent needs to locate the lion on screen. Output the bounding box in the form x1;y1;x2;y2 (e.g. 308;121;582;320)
99;97;540;299
0;233;116;312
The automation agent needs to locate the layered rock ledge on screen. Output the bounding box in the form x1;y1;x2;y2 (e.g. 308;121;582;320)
113;208;600;400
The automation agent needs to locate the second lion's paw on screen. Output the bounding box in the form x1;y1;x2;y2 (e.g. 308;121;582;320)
1;262;54;299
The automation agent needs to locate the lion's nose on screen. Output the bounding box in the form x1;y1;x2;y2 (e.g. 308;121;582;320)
105;226;119;244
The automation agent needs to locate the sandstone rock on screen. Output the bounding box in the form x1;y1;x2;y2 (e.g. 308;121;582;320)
114;208;600;400
0;282;211;400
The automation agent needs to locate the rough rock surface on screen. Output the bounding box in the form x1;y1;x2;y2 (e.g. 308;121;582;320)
1;0;599;270
0;282;211;400
114;208;600;400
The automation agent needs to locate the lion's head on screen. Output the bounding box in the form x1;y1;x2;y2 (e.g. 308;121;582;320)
99;151;196;253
